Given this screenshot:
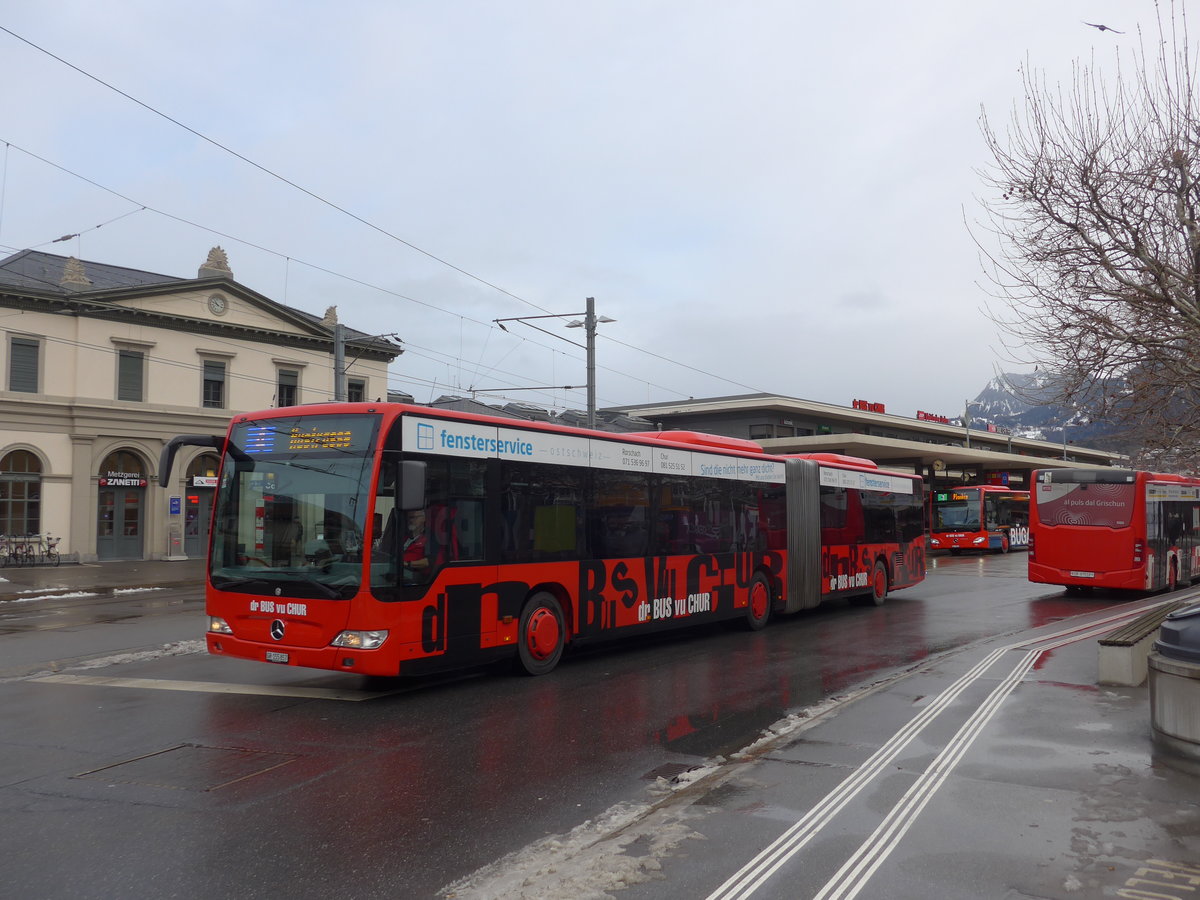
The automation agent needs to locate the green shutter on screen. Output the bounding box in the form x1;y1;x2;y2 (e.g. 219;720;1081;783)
9;338;39;393
117;350;144;401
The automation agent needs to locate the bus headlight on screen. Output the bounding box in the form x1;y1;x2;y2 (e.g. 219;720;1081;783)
973;537;986;545
930;538;941;547
209;617;233;634
331;630;389;650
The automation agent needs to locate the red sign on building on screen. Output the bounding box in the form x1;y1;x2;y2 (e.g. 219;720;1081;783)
852;399;886;414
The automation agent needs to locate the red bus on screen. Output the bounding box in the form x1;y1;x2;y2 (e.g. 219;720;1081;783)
1029;467;1200;592
160;403;925;676
929;485;1030;554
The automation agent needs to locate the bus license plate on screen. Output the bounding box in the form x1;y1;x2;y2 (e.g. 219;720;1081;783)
1069;571;1096;578
265;651;289;663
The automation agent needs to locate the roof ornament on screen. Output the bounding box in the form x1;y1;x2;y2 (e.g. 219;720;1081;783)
198;246;233;279
321;305;338;326
60;256;92;289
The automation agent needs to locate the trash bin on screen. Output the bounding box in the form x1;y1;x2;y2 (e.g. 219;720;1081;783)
1148;603;1200;773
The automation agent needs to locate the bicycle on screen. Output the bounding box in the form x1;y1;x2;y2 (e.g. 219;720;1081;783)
22;534;61;567
44;534;61;566
5;534;32;567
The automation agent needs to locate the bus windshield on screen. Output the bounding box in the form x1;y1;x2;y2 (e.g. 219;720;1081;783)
210;414;379;599
932;489;979;531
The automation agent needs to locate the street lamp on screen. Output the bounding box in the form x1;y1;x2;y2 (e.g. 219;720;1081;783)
494;297;616;428
332;324;401;401
963;399;979;449
566;297;616;428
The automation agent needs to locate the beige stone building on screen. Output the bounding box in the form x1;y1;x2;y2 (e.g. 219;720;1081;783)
0;248;400;562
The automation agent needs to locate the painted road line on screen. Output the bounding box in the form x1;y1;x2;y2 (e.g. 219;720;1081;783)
706;601;1175;900
30;673;398;701
705;647;1011;900
816;619;1135;900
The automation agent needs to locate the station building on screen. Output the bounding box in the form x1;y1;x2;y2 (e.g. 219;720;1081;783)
608;393;1126;490
0;248;400;562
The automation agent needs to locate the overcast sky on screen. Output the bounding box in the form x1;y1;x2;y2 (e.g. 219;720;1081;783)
0;1;1147;420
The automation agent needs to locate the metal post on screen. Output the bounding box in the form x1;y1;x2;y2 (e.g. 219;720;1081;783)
963;399;971;449
585;296;596;429
333;323;346;402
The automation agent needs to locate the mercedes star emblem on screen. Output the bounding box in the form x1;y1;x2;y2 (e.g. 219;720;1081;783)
270;620;286;641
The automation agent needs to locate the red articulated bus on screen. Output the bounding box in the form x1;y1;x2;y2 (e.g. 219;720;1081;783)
1029;467;1200;592
928;484;1030;554
160;404;925;677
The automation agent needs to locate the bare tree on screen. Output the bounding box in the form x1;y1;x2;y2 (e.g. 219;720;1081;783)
976;3;1200;466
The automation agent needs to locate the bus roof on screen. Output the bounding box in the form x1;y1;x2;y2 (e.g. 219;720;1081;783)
939;484;1029;493
238;401;781;460
232;402;924;480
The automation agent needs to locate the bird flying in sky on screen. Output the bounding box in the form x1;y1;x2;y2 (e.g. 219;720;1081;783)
1083;21;1124;33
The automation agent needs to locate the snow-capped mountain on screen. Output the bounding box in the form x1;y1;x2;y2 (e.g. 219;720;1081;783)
962;372;1124;448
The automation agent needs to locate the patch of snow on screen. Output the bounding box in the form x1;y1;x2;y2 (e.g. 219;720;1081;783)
66;640;206;670
113;587;165;594
5;591;99;602
440;801;708;900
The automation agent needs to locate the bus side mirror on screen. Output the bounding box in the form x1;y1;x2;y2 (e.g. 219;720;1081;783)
158;434;225;487
400;460;426;511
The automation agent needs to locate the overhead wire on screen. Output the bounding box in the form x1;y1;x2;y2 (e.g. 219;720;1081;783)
0;27;772;406
0;24;553;317
0;139;687;404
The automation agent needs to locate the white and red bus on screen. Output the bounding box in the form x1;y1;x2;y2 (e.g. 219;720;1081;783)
160;403;925;676
1029;467;1200;592
928;484;1030;554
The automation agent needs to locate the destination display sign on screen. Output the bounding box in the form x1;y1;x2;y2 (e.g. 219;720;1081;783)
234;414;380;456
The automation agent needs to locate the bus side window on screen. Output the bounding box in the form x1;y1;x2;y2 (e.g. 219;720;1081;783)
501;461;584;563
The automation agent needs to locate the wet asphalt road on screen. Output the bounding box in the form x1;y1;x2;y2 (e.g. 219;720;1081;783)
0;553;1127;898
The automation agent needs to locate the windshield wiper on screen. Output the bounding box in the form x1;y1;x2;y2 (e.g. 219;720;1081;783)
293;573;341;600
212;577;272;592
213;574;341;600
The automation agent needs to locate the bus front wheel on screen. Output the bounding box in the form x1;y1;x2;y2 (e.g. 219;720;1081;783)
743;574;771;631
516;592;566;676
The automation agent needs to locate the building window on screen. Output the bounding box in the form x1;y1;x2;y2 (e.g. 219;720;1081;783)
347;378;366;403
277;368;298;407
8;336;39;393
117;349;145;402
202;360;226;409
749;424;774;440
0;449;42;536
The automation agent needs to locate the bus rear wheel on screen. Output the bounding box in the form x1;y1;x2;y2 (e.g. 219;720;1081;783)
868;559;889;606
743;573;771;631
516;592;566;676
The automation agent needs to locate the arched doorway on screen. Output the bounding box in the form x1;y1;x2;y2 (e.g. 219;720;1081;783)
0;449;43;537
184;454;220;557
97;449;148;560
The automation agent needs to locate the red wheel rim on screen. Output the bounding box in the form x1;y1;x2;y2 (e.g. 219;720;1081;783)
526;607;561;660
750;581;768;620
874;567;886;599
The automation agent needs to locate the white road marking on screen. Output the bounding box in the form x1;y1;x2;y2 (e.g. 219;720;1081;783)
30;673;398;701
706;600;1179;900
817;619;1123;900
